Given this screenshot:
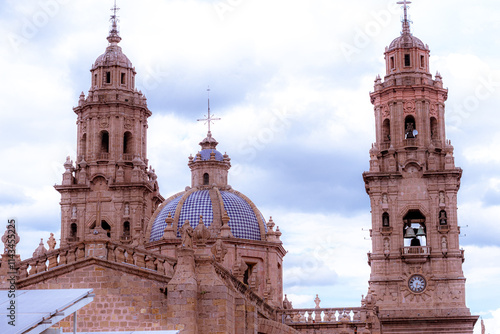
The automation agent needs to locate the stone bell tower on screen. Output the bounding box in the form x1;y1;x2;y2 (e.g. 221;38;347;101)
55;4;163;247
362;2;478;333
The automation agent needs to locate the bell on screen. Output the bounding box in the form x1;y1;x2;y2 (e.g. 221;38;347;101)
404;227;416;238
416;226;426;237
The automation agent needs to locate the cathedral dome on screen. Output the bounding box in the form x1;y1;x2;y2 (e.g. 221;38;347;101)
92;14;133;70
149;188;267;242
388;33;427;51
92;44;133;69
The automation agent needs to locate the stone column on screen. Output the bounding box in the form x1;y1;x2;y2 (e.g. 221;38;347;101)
166;247;198;333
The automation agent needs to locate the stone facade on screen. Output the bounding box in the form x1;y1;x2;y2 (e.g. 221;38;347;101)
0;2;479;334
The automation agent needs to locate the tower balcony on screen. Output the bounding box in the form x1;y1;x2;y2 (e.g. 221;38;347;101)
401;246;431;263
403;138;418;149
95;152;110;162
122;153;134;161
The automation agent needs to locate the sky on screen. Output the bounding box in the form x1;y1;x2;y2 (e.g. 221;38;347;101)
0;0;499;332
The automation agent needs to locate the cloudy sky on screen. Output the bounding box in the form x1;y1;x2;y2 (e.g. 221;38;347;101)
0;0;499;332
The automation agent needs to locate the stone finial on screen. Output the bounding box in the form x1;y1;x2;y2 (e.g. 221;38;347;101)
275;226;282;242
1;222;20;254
220;211;233;238
211;238;228;263
180;220;194;249
266;217;278;242
162;213;177;239
194;215;211;245
33;238;47;258
283;294;293;309
314;294;321;308
47;233;56;251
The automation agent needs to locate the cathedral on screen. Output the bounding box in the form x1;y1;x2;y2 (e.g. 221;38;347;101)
0;2;479;333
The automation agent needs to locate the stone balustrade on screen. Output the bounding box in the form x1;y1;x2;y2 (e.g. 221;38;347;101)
283;307;366;324
17;240;176;281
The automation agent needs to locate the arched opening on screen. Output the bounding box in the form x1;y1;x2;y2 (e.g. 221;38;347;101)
403;210;426;246
382;119;391;143
100;131;109;153
123;131;133;157
203;173;209;185
404;54;411;67
430;117;438;140
420;55;425;68
404;115;417;139
101;220;111;238
243;263;255;286
390;56;395;70
123;221;131;238
382;212;390;227
439;210;447;225
80;133;87;159
70;223;77;238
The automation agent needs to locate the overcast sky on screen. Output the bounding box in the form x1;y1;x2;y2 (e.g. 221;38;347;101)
0;0;499;332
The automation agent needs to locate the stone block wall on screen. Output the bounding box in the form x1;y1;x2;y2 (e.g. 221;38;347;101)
22;261;170;332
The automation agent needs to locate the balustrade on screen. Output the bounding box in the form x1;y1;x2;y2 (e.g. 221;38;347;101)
16;241;176;281
283;307;365;324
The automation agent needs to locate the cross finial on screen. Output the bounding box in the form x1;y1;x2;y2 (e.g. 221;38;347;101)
397;0;412;34
197;87;221;134
111;0;120;21
107;0;121;43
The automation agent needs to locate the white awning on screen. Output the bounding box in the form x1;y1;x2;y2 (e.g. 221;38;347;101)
0;289;94;334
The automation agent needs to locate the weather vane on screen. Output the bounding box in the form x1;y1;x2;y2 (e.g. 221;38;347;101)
197;87;221;133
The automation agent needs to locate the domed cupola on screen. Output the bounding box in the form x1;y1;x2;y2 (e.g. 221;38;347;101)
384;0;431;78
89;5;136;93
148;107;270;243
189;131;231;188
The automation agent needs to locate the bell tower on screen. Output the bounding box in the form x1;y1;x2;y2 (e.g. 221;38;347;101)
363;1;478;332
55;3;163;247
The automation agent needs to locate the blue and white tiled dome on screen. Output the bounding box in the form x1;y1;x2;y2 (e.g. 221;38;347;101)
193;149;224;162
149;188;267;242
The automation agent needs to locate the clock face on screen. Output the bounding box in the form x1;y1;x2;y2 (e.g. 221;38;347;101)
408;275;426;293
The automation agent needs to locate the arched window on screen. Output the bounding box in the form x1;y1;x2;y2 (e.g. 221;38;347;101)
70;223;77;238
100;131;109;153
101;220;111;238
203;173;209;185
404;115;417;139
80;133;87;159
403;210;426;246
123;131;133;155
382;119;391;142
123;221;130;237
439;210;447;225
382;212;390;227
430;117;438;140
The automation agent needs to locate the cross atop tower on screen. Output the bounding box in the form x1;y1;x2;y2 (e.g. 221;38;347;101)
197;88;221;134
397;0;412;34
107;0;121;44
111;0;120;23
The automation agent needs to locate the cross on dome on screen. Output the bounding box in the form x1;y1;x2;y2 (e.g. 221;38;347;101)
108;0;121;44
397;0;412;34
197;88;221;134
